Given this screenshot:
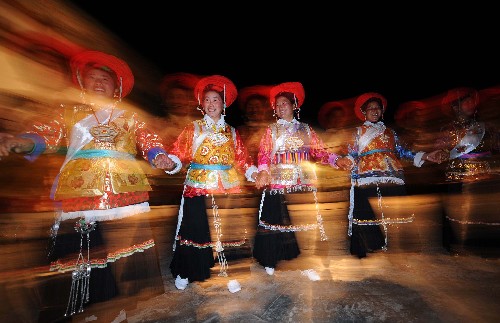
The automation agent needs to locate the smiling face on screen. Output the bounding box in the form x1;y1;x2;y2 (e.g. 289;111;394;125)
362;99;383;123
202;90;224;122
82;67;117;99
452;95;477;118
275;95;295;121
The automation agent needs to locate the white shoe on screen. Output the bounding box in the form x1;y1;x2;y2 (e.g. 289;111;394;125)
301;269;320;281
175;275;189;290
265;267;275;275
110;309;127;323
227;279;241;293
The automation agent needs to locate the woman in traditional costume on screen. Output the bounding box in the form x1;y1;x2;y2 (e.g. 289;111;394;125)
168;75;259;292
252;82;351;279
0;50;180;319
343;92;445;258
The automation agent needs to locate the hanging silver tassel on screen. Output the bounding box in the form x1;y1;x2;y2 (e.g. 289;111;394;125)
312;189;328;241
65;260;91;316
65;218;96;317
211;195;228;277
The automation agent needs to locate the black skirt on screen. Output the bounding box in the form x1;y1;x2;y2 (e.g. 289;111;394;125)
253;192;300;268
169;195;216;282
350;184;406;258
42;211;164;320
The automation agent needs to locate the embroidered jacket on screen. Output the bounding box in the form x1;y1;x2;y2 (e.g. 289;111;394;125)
347;121;425;186
169;115;257;197
257;118;339;190
435;119;500;181
22;103;169;209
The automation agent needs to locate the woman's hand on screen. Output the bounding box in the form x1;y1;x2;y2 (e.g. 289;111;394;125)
255;170;271;189
424;150;449;164
335;156;354;170
153;154;175;170
0;134;34;156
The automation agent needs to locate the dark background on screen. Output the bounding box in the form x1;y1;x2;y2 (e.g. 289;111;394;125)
71;3;500;127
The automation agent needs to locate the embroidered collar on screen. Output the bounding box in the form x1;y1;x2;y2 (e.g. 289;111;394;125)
277;118;299;126
203;114;226;131
363;121;385;128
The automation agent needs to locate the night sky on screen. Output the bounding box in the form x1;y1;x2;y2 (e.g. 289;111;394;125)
72;3;500;126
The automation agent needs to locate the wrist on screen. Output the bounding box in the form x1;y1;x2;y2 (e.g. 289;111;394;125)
15;137;36;154
329;154;340;168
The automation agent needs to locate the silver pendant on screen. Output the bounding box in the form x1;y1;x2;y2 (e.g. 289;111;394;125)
90;123;119;143
64;218;97;316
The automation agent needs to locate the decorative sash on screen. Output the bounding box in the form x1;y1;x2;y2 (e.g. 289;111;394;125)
190;163;231;170
358;122;386;153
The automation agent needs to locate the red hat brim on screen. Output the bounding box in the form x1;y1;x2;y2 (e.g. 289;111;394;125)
318;99;356;129
70;50;134;98
21;32;84;58
160;72;201;100
394;100;428;122
270;82;305;109
194;75;238;107
354;92;387;121
237;85;272;110
440;87;479;115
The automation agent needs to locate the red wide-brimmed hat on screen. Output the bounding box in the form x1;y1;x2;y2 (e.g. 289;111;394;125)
270;82;305;109
354;92;387;121
194;75;238;107
21;32;84;58
394;100;427;122
70;50;134;98
440;87;479;115
159;72;201;100
317;99;356;129
237;85;272;110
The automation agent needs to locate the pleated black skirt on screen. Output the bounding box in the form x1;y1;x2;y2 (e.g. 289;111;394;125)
350;184;406;258
169;195;215;282
43;210;164;320
253;192;300;268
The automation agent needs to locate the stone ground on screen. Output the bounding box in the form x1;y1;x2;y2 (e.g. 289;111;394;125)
118;251;500;323
2;193;499;322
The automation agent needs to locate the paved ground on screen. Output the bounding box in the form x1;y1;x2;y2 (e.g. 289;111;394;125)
2;195;499;322
88;198;500;322
101;251;500;323
4;239;499;322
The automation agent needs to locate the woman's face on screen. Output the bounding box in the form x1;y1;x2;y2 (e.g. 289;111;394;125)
275;96;295;121
83;68;117;99
363;101;383;123
455;96;477;117
202;90;224;121
245;98;270;122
